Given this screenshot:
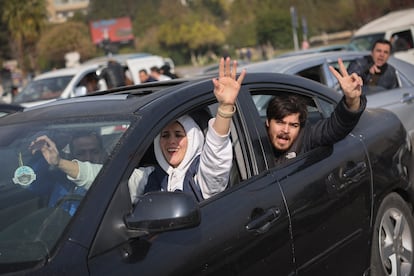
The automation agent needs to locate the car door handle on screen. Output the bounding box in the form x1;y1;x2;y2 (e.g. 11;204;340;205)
342;161;367;179
245;207;281;234
401;93;414;104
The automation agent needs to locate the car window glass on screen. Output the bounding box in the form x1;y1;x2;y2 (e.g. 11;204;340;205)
349;33;385;51
251;93;325;125
0;119;130;265
250;90;336;169
391;30;413;51
14;75;73;104
329;59;401;92
296;65;324;84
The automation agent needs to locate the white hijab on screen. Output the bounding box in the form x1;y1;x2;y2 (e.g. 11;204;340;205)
153;115;205;192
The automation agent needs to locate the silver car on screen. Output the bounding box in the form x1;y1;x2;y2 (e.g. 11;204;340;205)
243;51;414;143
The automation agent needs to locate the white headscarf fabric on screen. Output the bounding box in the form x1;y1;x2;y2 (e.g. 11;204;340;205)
153;115;205;192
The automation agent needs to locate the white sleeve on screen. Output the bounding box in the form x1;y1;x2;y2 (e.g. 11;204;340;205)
67;160;102;190
128;166;155;204
197;118;232;199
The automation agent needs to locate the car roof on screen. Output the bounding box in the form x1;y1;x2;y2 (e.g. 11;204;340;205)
276;44;349;58
243;51;369;73
33;64;101;80
1;77;207;124
243;50;411;74
1;72;337;125
354;8;414;36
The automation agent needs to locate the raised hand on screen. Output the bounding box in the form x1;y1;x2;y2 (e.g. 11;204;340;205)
211;57;246;135
30;135;60;166
212;57;246;106
329;58;362;111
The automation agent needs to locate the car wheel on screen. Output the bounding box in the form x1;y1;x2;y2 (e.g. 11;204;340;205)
371;192;414;276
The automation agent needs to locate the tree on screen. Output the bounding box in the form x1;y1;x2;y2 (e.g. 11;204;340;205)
2;0;47;75
256;8;292;48
37;22;96;70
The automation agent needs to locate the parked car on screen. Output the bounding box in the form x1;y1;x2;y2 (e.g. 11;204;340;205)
13;54;175;108
12;63;105;107
242;50;414;145
0;73;412;275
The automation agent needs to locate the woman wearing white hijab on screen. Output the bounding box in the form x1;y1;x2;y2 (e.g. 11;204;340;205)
31;57;246;203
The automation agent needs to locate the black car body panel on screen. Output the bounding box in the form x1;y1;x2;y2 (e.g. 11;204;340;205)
0;73;412;275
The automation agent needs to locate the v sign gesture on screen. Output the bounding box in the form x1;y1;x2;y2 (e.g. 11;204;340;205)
329;58;363;112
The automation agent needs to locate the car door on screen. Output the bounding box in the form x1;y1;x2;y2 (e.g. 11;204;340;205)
87;92;295;275
244;83;372;275
365;87;414;142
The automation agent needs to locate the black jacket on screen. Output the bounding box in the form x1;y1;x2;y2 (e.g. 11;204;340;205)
347;56;398;90
274;95;367;165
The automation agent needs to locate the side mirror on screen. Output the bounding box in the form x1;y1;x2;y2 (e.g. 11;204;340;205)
125;191;200;235
74;86;87;97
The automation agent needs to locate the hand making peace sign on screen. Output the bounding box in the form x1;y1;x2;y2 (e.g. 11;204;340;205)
329;58;362;111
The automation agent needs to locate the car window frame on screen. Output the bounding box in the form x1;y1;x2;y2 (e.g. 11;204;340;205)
243;84;337;170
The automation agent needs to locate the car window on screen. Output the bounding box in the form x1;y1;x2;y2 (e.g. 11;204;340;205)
0;119;130;264
131;104;244;204
251;93;327;125
296;65;324;84
14;75;73;104
391;30;414;51
250;90;336;169
349;33;385;51
328;58;402;92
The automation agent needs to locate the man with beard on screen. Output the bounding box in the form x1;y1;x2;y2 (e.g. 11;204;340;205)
266;59;367;165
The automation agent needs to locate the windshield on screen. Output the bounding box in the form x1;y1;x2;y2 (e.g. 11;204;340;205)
349;33;385;51
0;119;130;271
13;75;73;104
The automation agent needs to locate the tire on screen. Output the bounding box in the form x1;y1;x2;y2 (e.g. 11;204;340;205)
371;193;414;276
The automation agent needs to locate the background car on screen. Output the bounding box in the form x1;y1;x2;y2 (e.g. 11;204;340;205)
12;63;104;107
13;54;176;108
242;50;414;145
0;73;412;275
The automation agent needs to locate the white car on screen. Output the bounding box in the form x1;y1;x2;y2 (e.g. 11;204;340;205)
13;63;105;107
13;54;176;107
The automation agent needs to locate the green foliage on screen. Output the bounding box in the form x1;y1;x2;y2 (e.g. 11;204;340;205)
2;0;47;72
37;22;96;70
256;9;292;48
1;0;413;71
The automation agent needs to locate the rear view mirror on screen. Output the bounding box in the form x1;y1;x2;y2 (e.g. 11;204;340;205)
125;191;200;235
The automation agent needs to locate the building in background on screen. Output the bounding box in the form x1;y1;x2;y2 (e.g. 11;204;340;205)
47;0;89;23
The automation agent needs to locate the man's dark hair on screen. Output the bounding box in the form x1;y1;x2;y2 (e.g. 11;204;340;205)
371;38;393;52
266;94;308;126
102;60;126;88
150;66;161;73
